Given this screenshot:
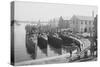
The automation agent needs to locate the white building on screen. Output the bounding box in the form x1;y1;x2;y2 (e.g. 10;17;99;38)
70;15;94;36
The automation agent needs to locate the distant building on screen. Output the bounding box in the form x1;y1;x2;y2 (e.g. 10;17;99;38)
58;16;70;29
49;19;59;28
70;15;94;36
65;20;71;29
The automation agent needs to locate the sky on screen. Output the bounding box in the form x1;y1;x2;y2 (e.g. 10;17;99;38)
14;1;98;21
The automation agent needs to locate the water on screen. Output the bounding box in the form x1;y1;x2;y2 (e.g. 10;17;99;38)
14;22;32;63
14;22;69;63
14;22;59;63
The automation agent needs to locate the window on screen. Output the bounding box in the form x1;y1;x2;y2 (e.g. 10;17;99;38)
84;28;87;32
81;21;83;24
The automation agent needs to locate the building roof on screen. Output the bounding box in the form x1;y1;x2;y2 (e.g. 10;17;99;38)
71;15;94;21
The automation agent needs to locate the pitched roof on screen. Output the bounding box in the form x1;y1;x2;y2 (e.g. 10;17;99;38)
71;15;94;21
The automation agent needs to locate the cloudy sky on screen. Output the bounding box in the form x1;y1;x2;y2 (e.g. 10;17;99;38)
14;1;98;21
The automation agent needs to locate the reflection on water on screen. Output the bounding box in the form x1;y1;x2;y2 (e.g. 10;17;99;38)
14;22;72;63
12;21;97;64
14;22;55;62
26;35;36;59
14;22;32;63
